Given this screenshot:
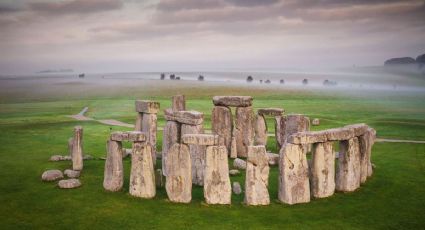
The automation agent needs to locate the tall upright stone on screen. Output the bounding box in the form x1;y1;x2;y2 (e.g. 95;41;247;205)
129;143;156;198
135;113;143;131
162;120;180;176
254;114;267;146
230;136;237;159
278;143;310;205
285;114;309;141
172;95;186;111
142;113;158;164
310;141;335;198
165;143;192;203
68;137;74;156
359;128;375;183
275;116;286;150
181;123;205;186
245;146;270;205
72;126;83;171
103;140;124;192
204;146;231;205
234;106;254;157
336;137;361;192
211;106;233;153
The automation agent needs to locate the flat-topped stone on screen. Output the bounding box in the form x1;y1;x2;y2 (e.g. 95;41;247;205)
110;131;129;141
181;134;219;146
164;109;204;125
326;127;355;141
287;131;328;144
345;123;369;136
58;179;81;189
135;100;160;114
212;96;253;107
42;170;64;181
257;108;284;116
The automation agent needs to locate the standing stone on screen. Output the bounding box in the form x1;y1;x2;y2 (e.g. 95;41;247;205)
142;113;158;164
204;146;231;204
359;129;375;183
336;137;361;192
254;114;267;146
230;136;237;159
181;123;205;186
310;142;335;198
367;128;376;177
129;143;156;198
135;113;143;131
211;106;233;153
165;143;192;203
72;126;83;171
103;140;124;192
278;143;310;205
234;106;254;157
172;95;186;111
245;146;270;205
275;116;286;150
233;182;242;195
162;121;180;176
68;137;74;156
284;114;309;141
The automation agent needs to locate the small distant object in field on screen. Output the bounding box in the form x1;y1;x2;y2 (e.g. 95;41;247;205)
323;79;337;86
78;73;85;78
170;74;176;80
259;80;263;83
246;75;253;83
175;76;181;80
198;75;204;81
160;73;165;80
302;78;308;85
280;79;284;84
312;118;320;126
265;79;271;84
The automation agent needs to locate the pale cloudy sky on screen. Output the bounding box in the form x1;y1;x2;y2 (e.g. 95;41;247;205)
0;0;424;74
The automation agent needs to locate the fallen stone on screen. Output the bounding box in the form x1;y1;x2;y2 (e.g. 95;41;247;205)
257;108;284;116
129;143;156;198
50;155;65;161
181;123;206;186
345;123;369;137
234;106;254;157
312;118;320;126
162;120;180;176
204;146;231;204
103;140;124;192
310;142;335;198
229;169;240;176
63;155;71;160
172;95;186;111
254;114;267;145
233;158;247;170
287;131;328;144
165;143;192;203
267;152;279;166
336;137;361;192
72;126;83;171
326;127;354;141
245;146;270;205
42;170;64;181
212;96;253;107
232;182;242;195
135;100;160;114
64;169;80;178
211;106;233;152
58;179;81;189
181;134;219;146
83;155;93;160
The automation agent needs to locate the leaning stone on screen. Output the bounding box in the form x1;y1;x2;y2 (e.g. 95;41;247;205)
72;126;83;171
267;152;279;166
278;143;310;205
204;146;231;204
230;136;237;159
245;146;270;205
312;118;320;126
165;143;192;203
326;127;354;141
42;170;64;181
211;106;233;153
182;134;219;146
212;96;253;107
257;108;284;116
234;106;254;157
174;110;204;125
275;115;286;150
141;113;158;164
310;142;335;198
127;131;147;142
129;143;156;198
254;114;267;145
345;123;369;137
233;158;247;170
287;131;328;144
162;120;180;176
155;169;165;188
135;100;160;114
233;182;242;195
336;137;361;192
103;140;124;192
50;155;64;161
64;169;80;178
229;169;240;176
110;131;129;141
58;179;81;189
172;95;186;111
181;123;205;186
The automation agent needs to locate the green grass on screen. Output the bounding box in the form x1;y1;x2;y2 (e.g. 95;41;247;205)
0;82;424;229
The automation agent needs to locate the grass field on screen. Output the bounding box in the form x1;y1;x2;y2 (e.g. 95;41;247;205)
0;77;424;229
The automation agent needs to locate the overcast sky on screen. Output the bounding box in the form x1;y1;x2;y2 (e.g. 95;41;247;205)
0;0;424;74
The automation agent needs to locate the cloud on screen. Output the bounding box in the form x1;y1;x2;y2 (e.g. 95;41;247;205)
28;0;123;15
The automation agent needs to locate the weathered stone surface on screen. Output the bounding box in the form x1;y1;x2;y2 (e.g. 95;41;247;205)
212;96;253;107
50;155;66;161
233;158;247;170
155;169;165;188
267;152;279;166
165;143;192;203
336;137;361;192
64;169;80;178
235;106;254;157
254;114;267;145
110;131;129;141
42;170;64;181
58;179;81;189
172;95;186;111
229;169;240;176
359;128;375;183
127;131;147;142
165;109;204;125
122;148;132;158
278;143;310;205
287;131;328;144
162;120;180;176
310;142;335;198
233;182;242;195
72;126;83;171
163;108;176;121
275;115;286;150
326;127;354;141
181;124;205;186
204;146;231;205
257;108;284;116
129;143;155;198
367;128;376;177
181;134;219;146
103;140;123;192
312;118;320;126
83;155;93;160
284;114;310;142
230;136;237;159
135;113;143;131
68;137;74;156
141;113;157;164
245;146;270;205
345;123;369;137
211;106;233;152
135;100;160;114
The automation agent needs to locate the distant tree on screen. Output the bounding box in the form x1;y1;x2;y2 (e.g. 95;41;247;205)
198;75;204;81
176;76;181;80
323;79;337;86
280;79;284;84
170;74;175;80
246;75;253;83
265;79;271;84
160;73;165;80
259;80;263;83
302;79;308;85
